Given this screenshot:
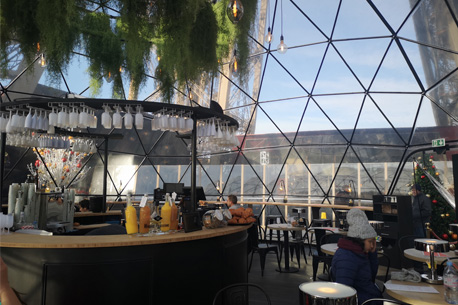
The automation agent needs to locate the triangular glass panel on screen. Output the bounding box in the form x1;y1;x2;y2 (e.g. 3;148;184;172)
297;97;350;145
88;153;143;196
312;46;366;95
425;70;458;127
240;146;292;193
148;130;190;157
221;163;243;195
352;145;407;194
238;154;269;197
275;148;313;200
411;96;458;145
352;94;409;146
332;38;392;89
267;43;328;95
136;163;160;195
400;40;458;91
371;0;414;33
275;0;331;49
294;145;348;198
248;103;294;145
366;93;420;143
290;0;340;40
398;0;458;52
370;42;422;92
6;59;52;101
178;163;192;186
256;97;308;139
333;0;393;39
258;52;312;102
309;94;364;133
199;163;225;198
331;147;382;201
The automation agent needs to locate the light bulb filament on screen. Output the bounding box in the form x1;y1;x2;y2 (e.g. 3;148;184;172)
233;1;237;17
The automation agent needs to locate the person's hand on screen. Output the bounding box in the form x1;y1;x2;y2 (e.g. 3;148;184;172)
0;257;22;305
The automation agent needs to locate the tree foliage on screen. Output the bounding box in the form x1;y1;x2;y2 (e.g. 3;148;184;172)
411;155;456;238
0;0;257;101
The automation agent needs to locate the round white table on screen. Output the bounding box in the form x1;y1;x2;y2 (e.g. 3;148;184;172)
267;223;307;273
404;248;456;264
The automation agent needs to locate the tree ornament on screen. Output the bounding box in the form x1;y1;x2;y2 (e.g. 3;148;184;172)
35;160;40;167
421;175;425;179
436;172;439;176
430;155;434;159
441;214;445;218
442;233;449;240
451;244;456;251
426;194;430;197
453;234;458;240
62;157;67;162
432;165;435;169
418;156;422;160
446;213;450;217
432;199;438;204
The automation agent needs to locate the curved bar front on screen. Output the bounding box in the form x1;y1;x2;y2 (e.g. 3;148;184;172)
0;226;249;305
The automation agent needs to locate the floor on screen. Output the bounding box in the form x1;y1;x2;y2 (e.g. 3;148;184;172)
246;244;394;305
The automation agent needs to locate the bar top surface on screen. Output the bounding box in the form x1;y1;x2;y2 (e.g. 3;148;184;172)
0;225;250;249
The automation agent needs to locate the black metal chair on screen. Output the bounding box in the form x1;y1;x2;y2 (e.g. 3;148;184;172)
212;283;272;305
397;235;417;269
360;298;411;305
279;222;311;268
248;221;282;276
312;230;344;281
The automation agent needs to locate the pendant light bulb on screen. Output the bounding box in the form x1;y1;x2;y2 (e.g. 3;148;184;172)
265;27;273;44
227;0;244;24
230;50;239;75
40;54;47;67
277;35;288;54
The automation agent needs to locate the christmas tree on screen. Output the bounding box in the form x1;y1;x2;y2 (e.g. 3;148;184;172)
411;155;456;240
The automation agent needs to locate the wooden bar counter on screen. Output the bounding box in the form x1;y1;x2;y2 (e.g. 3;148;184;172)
0;225;249;305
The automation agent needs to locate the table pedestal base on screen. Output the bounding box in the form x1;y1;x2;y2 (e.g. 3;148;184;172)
276;267;299;273
421;273;443;285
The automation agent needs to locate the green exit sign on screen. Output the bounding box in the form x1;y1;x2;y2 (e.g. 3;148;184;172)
432;138;445;147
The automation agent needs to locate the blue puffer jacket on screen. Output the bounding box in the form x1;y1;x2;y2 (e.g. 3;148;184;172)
331;238;382;305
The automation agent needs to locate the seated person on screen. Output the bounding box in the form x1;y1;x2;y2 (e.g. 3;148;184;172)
331;209;382;305
227;195;241;210
78;199;91;212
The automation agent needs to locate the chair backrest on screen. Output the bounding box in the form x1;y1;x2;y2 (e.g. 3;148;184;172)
315;228;342;256
377;252;391;283
320;232;344;246
360;298;411;305
397;235;417;268
247;222;260;252
212;283;272;305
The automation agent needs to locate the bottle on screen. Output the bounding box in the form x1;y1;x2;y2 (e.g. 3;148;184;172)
170;193;178;231
125;193;138;234
150;201;162;233
139;195;151;234
160;193;171;232
16;211;25;230
444;260;458;304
